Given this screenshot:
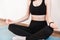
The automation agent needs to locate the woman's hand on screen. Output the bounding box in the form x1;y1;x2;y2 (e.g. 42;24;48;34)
5;19;15;25
0;18;7;25
50;22;58;29
50;23;60;31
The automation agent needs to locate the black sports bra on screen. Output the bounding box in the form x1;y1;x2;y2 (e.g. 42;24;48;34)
30;0;46;15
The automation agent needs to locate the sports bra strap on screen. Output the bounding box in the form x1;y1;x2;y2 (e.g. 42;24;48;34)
43;0;45;4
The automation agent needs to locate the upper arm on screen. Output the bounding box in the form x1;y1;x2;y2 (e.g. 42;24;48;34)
45;0;52;19
24;0;31;17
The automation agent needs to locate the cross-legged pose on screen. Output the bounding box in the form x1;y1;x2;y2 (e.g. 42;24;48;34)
8;0;58;40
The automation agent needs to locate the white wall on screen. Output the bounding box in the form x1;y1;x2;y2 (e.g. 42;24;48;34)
51;0;60;29
0;0;28;21
0;0;60;28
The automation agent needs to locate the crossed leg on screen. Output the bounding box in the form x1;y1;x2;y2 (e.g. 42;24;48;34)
8;24;53;40
27;26;53;40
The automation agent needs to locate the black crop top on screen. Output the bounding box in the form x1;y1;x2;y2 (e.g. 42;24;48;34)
30;0;46;15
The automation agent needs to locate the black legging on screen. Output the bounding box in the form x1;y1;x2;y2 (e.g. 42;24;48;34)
8;20;53;40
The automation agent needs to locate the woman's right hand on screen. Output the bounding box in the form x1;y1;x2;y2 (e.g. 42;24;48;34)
0;18;7;25
5;19;16;25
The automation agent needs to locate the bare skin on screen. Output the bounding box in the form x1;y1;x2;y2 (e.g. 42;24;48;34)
0;18;6;26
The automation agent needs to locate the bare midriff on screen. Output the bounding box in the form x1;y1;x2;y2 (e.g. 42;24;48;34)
31;15;46;21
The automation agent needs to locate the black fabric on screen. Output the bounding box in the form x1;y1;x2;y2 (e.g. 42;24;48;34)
29;25;53;39
8;20;53;40
28;20;48;34
8;24;31;36
30;0;46;15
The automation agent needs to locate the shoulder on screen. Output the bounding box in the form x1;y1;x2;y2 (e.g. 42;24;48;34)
45;0;51;6
27;0;31;6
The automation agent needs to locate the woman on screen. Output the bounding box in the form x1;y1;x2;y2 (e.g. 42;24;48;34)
7;0;58;40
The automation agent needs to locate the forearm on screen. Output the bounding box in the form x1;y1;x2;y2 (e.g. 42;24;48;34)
46;16;58;29
15;15;29;23
5;16;29;25
46;15;54;25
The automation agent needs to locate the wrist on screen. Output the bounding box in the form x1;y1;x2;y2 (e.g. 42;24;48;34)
49;22;54;26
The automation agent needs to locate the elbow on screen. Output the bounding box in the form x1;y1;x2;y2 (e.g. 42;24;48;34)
25;13;30;20
25;15;30;20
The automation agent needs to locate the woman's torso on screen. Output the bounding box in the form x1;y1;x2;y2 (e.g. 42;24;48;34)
30;0;47;21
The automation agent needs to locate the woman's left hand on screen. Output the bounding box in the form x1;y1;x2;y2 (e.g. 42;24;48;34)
50;22;58;29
